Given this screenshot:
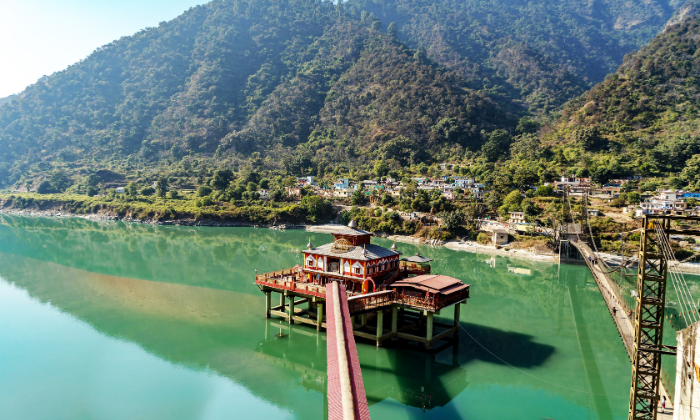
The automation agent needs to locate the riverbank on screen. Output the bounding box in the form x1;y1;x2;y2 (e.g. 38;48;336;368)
306;224;560;263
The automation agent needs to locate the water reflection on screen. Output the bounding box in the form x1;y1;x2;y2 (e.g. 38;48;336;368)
0;216;635;419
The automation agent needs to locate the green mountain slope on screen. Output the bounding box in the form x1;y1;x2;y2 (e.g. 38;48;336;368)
547;14;700;185
0;0;694;188
349;0;686;113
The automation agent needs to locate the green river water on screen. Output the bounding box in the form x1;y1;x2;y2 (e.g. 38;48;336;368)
0;215;636;419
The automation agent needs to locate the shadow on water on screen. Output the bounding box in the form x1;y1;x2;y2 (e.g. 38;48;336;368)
454;322;556;368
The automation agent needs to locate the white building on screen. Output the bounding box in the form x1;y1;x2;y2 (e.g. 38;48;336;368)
509;212;525;223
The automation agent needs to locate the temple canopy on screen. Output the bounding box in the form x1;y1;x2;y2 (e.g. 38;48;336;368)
306;243;399;261
401;253;434;264
392;275;468;295
331;226;373;236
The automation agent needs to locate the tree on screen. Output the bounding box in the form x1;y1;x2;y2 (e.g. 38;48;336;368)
414;46;427;63
86;174;100;187
515;118;540;134
49;170;71;192
140;187;155;196
156;177;168;198
247;182;259;192
681;154;700;185
463;203;487;230
302;195;333;222
387;22;398;38
440;210;465;232
168;189;180;199
481;130;512;162
374;160;388;177
197;185;212;197
37;181;52;194
126;182;138;196
574;126;606;151
371;20;382;31
628;192;641;204
351;187;365;205
86;186;98;197
535;185;554;197
211;169;234;190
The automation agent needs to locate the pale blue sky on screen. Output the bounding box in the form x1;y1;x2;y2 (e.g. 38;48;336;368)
0;0;208;98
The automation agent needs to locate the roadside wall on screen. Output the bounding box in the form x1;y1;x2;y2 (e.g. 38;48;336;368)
675;322;700;420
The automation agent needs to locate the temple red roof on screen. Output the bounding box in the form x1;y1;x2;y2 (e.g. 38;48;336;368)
392;275;469;295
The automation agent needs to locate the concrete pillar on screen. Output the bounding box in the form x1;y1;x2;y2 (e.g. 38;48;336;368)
289;295;295;324
317;302;324;331
453;304;461;337
376;310;384;347
265;291;271;318
391;306;398;340
426;312;434;349
280;292;285;310
361;313;367;328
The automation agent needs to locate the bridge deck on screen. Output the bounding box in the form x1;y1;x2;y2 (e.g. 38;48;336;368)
568;240;673;411
326;281;371;420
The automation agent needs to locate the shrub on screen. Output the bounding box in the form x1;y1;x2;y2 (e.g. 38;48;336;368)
86;186;98;197
37;181;53;194
140;187;155;196
477;232;490;245
197;185;212;197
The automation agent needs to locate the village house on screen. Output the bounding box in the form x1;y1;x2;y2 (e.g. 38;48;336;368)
334;179;349;190
285;186;302;198
258;189;269;200
467;184;486;200
508;212;525;223
333;189;351;198
638;190;688;216
492;229;509;246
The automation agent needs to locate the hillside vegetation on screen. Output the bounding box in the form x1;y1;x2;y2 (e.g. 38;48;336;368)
0;0;698;192
548;15;700;190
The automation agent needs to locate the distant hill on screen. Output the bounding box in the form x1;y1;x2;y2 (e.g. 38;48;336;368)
546;15;700;181
0;0;693;188
0;94;16;107
350;0;685;114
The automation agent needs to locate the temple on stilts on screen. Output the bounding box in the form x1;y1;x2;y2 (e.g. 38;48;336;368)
255;220;470;349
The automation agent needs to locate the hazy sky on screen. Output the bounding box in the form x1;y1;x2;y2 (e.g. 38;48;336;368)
0;0;208;98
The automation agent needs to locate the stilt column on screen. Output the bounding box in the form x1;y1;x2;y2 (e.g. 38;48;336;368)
289;294;295;324
426;312;434;349
391;306;398;340
265;291;271;318
453;304;461;337
317;302;324;331
376;310;384;347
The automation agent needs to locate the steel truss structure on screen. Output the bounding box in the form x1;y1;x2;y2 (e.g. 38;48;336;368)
628;215;700;420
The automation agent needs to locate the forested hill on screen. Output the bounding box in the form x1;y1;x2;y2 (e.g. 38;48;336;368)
0;0;692;188
543;15;700;188
0;95;16;107
351;0;685;114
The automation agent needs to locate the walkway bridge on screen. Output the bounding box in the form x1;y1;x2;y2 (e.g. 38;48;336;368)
326;281;371;420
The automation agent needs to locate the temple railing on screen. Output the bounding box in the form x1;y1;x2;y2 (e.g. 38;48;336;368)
346;288;469;314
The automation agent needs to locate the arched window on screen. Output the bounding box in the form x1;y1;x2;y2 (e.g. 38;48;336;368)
306;257;315;267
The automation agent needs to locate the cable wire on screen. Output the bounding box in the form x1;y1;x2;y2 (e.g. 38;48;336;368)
458;323;627;399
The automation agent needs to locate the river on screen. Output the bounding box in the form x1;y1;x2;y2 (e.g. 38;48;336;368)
0;215;632;419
